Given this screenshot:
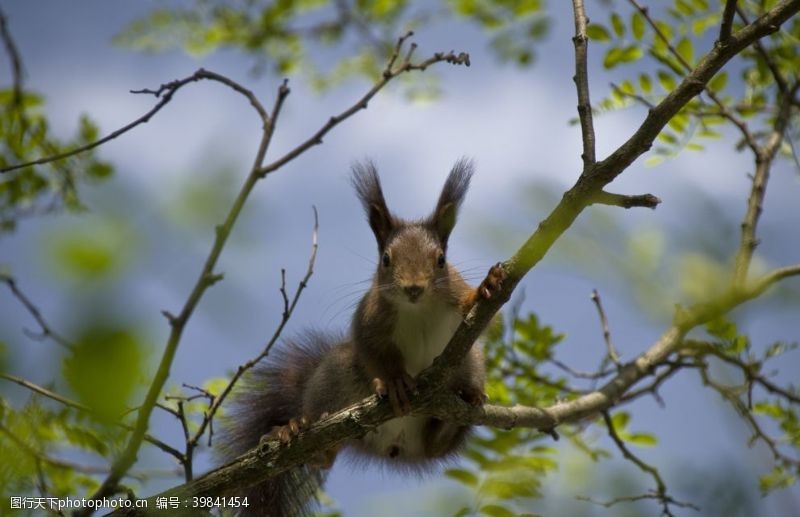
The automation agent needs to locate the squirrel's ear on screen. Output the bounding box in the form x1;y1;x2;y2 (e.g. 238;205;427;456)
432;158;474;244
352;160;394;249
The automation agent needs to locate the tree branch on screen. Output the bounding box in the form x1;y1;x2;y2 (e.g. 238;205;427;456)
591;289;622;367
599;411;699;516
719;0;739;43
571;0;597;169
590;190;661;209
733;83;800;286
0;68;268;175
255;33;470;177
185;206;319;458
0;273;74;349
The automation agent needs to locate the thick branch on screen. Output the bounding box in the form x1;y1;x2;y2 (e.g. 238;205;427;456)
719;0;739;42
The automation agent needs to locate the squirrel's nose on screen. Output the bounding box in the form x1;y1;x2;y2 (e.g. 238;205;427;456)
404;285;424;302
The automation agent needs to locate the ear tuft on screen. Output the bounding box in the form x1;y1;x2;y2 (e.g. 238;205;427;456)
432;158;474;244
351;160;394;249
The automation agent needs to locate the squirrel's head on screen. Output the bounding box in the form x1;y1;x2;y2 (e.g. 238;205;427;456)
352;159;473;306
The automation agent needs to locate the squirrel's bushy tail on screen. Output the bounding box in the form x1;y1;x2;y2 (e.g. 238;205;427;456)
219;330;339;517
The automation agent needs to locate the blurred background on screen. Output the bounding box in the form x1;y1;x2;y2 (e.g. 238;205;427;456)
1;1;799;515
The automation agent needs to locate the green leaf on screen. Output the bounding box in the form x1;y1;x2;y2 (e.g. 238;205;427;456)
586;23;611;42
480;505;516;517
446;468;479;487
610;411;630;430
657;70;676;91
626;432;658;447
639;73;652;93
676;37;694;65
658;131;678;144
603;47;623;69
708;72;728;92
753;402;783;418
619;45;643;64
63;326;146;421
610;13;625;38
481;479;538;499
631;12;645;40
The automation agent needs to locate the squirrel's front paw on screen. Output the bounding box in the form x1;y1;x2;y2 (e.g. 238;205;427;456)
478;262;506;299
373;373;416;416
267;416;309;444
457;386;488;407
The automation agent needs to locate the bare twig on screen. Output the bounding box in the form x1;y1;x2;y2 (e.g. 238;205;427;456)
549;358;615;380
0;5;28;137
577;492;700;513
255;34;470;177
186;207;319;454
733;83;800;286
600;411;700;516
591;289;622;367
571;0;597;169
0;68;268;175
0;274;74;349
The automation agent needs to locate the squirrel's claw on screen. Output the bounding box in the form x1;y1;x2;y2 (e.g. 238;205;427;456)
458;386;488;407
269;416;309;444
373;374;416;417
479;262;506;299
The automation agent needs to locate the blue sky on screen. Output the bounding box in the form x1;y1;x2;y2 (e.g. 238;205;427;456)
2;1;799;515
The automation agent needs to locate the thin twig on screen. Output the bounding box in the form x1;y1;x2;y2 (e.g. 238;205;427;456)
0;68;268;175
0;5;28;138
733;83;800;286
255;34;470;177
549;358;615;380
0;274;74;349
571;0;597;170
601;411;700;516
591;290;622;367
187;206;320;452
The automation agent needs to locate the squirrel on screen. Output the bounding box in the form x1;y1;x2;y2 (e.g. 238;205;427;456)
220;159;505;517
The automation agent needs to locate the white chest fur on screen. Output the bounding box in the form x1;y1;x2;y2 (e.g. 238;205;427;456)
391;299;463;376
361;300;462;460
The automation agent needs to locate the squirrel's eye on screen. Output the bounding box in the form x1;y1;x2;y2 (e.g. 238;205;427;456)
382;253;391;267
437;254;446;268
